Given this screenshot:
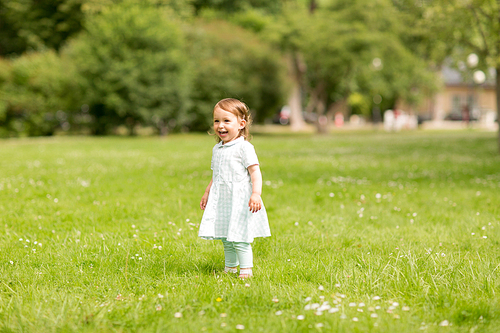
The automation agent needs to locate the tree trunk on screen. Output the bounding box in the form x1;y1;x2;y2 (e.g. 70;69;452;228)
315;97;328;134
287;53;306;131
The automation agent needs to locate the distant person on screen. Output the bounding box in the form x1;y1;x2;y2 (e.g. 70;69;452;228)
199;98;271;279
462;105;470;126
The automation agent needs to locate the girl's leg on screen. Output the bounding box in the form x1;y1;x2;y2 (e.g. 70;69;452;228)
233;242;253;278
221;239;238;273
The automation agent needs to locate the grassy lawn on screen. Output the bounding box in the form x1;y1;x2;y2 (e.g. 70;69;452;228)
0;131;499;332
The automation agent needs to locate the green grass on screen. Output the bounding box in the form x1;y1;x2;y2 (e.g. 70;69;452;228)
0;131;499;332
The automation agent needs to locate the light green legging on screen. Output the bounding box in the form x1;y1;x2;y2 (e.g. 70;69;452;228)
221;239;253;268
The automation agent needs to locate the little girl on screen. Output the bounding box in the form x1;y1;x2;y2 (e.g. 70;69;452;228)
199;98;271;279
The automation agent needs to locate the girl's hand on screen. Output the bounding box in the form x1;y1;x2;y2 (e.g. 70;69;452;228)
248;193;262;213
200;193;209;210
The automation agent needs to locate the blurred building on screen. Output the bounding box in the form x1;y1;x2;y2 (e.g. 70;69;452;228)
416;65;497;129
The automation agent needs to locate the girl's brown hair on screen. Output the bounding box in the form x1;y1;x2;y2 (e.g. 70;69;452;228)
212;98;252;142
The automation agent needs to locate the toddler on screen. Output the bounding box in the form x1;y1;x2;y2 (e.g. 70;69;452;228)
199;98;271;279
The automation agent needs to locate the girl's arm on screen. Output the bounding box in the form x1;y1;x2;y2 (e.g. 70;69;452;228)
247;164;262;213
200;179;213;210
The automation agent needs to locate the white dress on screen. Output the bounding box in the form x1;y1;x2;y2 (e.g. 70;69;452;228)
198;137;271;243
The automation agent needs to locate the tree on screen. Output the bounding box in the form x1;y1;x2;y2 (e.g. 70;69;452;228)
184;19;287;131
66;2;190;135
0;0;85;56
266;0;438;132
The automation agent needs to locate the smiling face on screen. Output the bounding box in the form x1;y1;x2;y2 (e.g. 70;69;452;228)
213;107;246;144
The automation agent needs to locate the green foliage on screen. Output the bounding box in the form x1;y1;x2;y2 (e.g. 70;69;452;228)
0;0;85;56
347;92;370;116
67;2;190;134
265;0;439;118
0;51;80;137
185;20;287;131
191;0;282;15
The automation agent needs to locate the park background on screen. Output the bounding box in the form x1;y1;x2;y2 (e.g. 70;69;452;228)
1;0;500;332
0;0;499;139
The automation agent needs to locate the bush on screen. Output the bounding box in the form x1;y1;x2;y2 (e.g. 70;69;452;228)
0;51;80;137
66;2;190;135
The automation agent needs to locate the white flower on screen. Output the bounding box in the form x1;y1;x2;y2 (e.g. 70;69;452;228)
439;320;449;326
174;312;182;318
158;294;164;298
359;302;365;307
352;317;359;322
402;306;410;311
235;324;244;330
315;323;324;328
371;313;378;318
275;311;282;316
297;315;305;320
304;297;312;302
372;296;381;300
318;303;331;311
318;285;324;291
9;261;13;264
349;302;356;307
335;283;341;288
328;307;339;313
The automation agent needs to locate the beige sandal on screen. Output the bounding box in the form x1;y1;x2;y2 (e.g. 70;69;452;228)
238;268;253;279
224;267;238;274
